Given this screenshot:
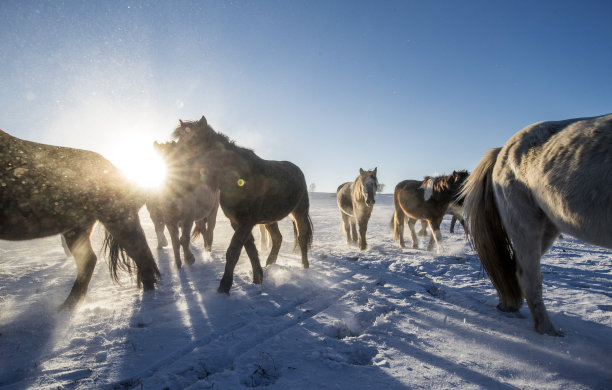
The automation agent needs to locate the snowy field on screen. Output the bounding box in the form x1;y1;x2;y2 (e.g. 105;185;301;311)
0;193;611;389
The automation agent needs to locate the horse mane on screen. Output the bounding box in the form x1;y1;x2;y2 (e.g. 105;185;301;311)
421;174;452;197
420;170;468;201
172;116;252;154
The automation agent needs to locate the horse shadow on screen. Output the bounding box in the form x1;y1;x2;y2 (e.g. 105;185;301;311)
0;293;69;388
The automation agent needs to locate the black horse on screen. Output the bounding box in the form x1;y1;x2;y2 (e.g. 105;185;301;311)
171;116;313;294
0;129;160;309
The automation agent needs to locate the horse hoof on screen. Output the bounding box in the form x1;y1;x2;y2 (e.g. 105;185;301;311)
536;325;565;337
175;261;182;269
57;300;78;312
142;280;156;291
217;284;231;295
496;302;520;313
186;256;195;265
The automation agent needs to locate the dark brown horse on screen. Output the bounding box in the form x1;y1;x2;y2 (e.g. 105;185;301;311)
391;170;469;252
0;129;160;309
146;141;220;268
171;116;313;294
336;168;378;250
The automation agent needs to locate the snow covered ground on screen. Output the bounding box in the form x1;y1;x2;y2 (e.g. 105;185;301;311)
1;193;611;389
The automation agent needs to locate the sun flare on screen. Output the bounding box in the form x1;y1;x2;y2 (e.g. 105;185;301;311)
107;135;167;189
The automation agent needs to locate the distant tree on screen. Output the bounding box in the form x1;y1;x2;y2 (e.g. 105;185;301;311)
376;183;385;193
309;183;316;193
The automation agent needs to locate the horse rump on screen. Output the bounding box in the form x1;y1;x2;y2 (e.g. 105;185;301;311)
461;147;523;311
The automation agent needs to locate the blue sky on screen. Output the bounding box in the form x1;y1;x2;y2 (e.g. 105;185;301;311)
1;1;612;192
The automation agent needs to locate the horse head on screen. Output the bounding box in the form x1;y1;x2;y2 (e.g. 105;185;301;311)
359;167;378;207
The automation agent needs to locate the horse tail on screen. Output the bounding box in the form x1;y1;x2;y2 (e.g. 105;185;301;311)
102;229;134;285
293;215;314;252
192;221;204;240
391;189;404;243
461;147;523;311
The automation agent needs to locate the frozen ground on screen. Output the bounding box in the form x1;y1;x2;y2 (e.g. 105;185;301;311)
1;193;611;389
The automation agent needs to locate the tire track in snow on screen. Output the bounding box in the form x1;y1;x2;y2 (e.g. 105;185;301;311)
114;261;374;389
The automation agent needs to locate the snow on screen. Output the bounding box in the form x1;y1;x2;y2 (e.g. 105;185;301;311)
1;193;611;389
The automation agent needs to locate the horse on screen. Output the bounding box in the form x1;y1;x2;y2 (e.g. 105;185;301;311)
391;170;469;252
336;168;378;250
462;113;612;336
146;141;220;268
0;129;160;309
171;116;313;294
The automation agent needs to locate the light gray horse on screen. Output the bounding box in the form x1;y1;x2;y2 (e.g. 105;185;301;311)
462;113;612;336
337;168;378;250
146;141;220;268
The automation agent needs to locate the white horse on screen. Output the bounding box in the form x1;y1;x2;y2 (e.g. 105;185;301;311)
462;113;612;336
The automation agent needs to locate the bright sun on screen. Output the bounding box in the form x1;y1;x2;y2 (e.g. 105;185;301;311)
107;135;167;189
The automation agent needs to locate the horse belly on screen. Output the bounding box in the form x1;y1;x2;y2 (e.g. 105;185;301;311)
0;211;89;240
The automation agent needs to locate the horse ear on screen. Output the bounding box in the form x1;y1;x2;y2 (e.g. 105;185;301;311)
199;116;208;126
179;119;184;127
359;168;365;175
153;141;160;150
373;167;377;177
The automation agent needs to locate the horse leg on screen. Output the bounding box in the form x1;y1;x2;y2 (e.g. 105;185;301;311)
181;219;195;265
203;218;215;252
358;216;369;251
341;213;352;245
259;224;269;251
166;222;182;269
154;220;168;248
204;199;219;252
450;216;458;233
294;212;313;269
518;221;563;336
500;189;562;335
102;216;159;290
407;218;419;248
392;210;406;248
513;238;561;336
147;203;168;248
265;222;282;266
426;218;444;253
350;218;358;244
60;225;96;309
218;224;254;294
418;220;428;236
243;232;264;285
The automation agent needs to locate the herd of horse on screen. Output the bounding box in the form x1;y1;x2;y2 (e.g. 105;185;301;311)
1;113;611;337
